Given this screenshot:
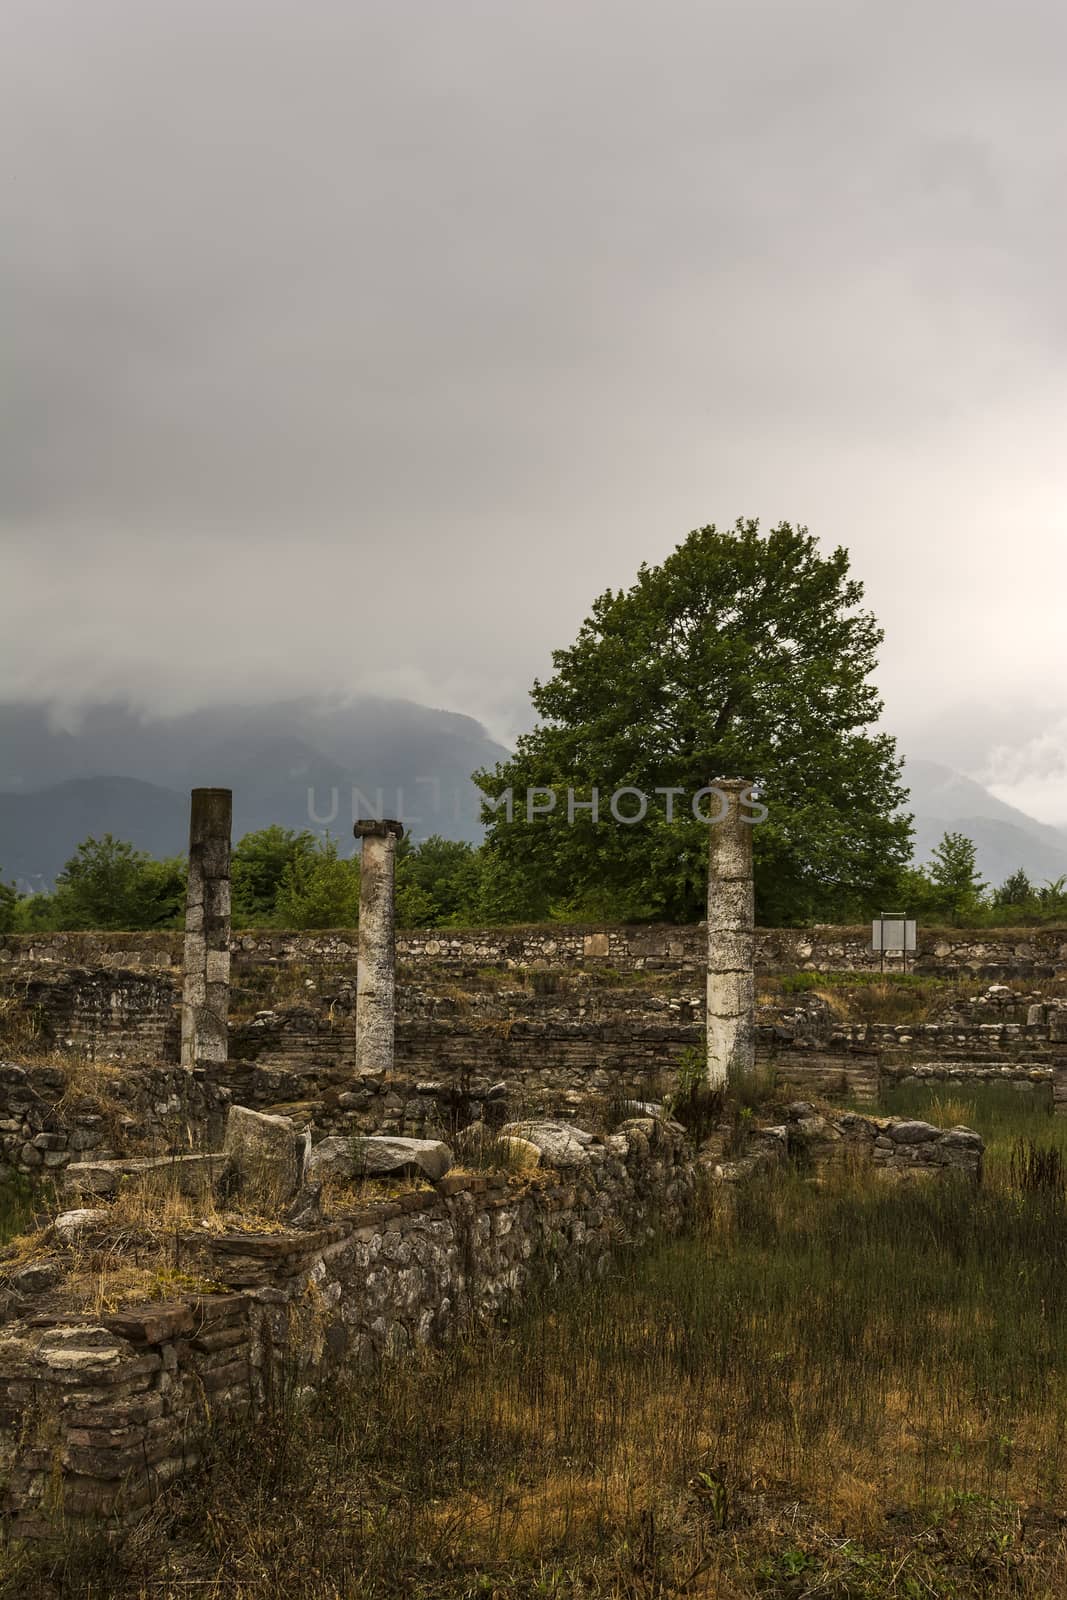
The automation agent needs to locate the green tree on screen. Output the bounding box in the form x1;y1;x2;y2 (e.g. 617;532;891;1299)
0;874;18;934
1037;876;1067;918
274;836;359;929
475;520;911;925
10;891;62;932
50;836;186;930
232;826;320;925
926;831;987;924
395;835;485;927
994;868;1035;909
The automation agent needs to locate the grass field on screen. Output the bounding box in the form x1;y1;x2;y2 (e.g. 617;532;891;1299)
9;1079;1067;1598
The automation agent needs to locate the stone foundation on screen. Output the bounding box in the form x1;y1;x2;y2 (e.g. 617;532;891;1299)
0;1061;232;1180
4;957;1066;1172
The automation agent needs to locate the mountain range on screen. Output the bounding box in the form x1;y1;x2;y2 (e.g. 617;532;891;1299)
903;758;1067;891
1;700;1065;896
0;698;509;890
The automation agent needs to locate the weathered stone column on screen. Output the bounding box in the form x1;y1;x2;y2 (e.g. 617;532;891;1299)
354;819;404;1077
706;778;755;1089
180;788;232;1069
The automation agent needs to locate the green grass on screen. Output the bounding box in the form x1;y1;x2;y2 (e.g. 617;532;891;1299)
879;1077;1065;1186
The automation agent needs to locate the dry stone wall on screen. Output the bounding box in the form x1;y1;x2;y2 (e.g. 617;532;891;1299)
4;961;1067;1168
785;1102;985;1180
5;924;1067;978
0;1118;695;1534
0;1061;233;1180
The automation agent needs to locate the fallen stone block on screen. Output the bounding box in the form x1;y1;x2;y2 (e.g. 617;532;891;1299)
500;1121;590;1168
887;1120;939;1144
54;1208;110;1243
9;1261;61;1295
455;1123;542;1171
307;1134;453;1184
64;1154;227;1203
304;1135;359;1183
222;1105;308;1206
358;1136;453;1182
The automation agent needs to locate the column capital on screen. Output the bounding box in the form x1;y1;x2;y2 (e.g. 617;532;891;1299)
354;818;405;841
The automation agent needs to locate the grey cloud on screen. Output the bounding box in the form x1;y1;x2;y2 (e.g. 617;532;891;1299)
1;0;1066;764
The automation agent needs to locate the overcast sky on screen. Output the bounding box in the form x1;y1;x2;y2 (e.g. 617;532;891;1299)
3;1;1066;815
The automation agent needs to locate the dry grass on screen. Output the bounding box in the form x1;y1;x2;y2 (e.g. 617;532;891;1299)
9;1089;1067;1596
0;1162;296;1318
924;1092;979;1129
229;962;336;1019
11;1157;1067;1596
0;989;46;1052
768;971;1066;1027
53;1051;124;1098
8;1140;1067;1596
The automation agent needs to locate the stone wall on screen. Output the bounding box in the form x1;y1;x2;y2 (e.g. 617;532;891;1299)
5;962;1066;1168
7;1022;1016;1185
5;923;1067;978
786;1102;985;1181
0;1119;695;1533
0;967;179;1062
0;1062;233;1181
881;1061;1053;1093
8;960;1065;1082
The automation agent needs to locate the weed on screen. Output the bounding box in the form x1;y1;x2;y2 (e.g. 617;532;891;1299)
1009;1138;1065;1195
664;1046;725;1143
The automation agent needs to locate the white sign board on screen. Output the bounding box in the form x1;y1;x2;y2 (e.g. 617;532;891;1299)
871;918;916;953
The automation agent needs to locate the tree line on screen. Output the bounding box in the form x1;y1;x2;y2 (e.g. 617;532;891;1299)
0;828;484;934
2;824;1064;934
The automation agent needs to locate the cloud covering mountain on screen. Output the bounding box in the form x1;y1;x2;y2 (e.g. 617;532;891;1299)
0;698;509;889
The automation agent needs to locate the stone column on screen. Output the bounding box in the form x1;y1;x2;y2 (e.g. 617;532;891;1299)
354;819;404;1077
180;788;232;1069
706;778;755;1089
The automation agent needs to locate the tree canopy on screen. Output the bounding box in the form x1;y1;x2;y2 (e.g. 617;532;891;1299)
395;835;484;927
47;835;186;930
232;826;320;924
475;520;912;923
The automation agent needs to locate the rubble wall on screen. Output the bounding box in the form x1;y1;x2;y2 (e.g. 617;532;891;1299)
0;1119;695;1533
